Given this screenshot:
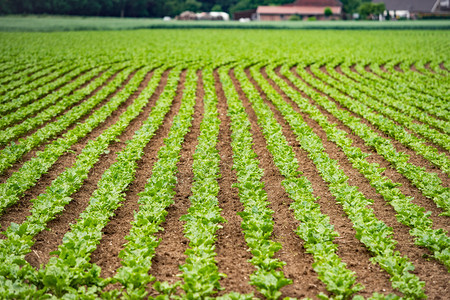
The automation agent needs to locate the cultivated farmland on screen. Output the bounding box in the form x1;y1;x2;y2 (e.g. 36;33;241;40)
0;30;448;299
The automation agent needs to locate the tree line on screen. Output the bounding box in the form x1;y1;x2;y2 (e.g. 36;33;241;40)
0;0;380;18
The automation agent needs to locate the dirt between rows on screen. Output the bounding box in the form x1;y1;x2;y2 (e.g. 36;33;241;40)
0;64;448;299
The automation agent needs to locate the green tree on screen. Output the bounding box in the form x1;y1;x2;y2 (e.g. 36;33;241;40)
184;0;202;12
340;0;361;14
211;4;222;11
324;7;332;17
359;2;385;19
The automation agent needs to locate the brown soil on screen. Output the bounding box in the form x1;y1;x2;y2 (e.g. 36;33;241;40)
424;62;436;74
264;66;449;298
394;64;404;73
410;63;424;75
439;62;448;72
0;69;133;236
24;69;152;268
89;68;179;282
275;67;450;233
0;65;86;116
379;64;391;74
0;69;123;184
254;67;397;298
213;69;256;296
147;69;203;296
1;63;448;299
304;65;450;187
236;68;331;299
332;65;449;153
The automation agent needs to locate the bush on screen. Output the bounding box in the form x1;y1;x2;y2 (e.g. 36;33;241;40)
289;14;301;21
308;16;316;21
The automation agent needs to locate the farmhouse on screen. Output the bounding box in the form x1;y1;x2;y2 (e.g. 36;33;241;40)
256;0;343;21
372;0;450;19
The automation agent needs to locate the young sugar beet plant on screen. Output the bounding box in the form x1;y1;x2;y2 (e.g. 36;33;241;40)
398;60;449;91
34;66;186;298
0;64;135;217
310;63;450;175
0;66;166;298
349;62;450;131
266;64;450;270
0;60;65;96
0;63;124;145
0;63;89;114
108;67;199;299
0;65;108;131
232;64;364;299
326;62;450;150
0;61;50;87
0;61;78;108
0;64;137;215
244;63;426;299
382;61;447;102
219;63;292;300
363;62;449;121
177;67;226;298
293;65;450;216
0;63;131;174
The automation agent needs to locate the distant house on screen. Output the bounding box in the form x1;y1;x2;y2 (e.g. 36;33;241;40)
177;11;230;21
233;9;257;21
256;0;343;21
372;0;450;19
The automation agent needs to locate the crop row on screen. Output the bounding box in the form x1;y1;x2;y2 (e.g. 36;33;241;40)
0;56;447;299
0;63;134;213
353;63;449;122
294;65;450;216
309;63;450;177
265;64;449;270
336;63;449;137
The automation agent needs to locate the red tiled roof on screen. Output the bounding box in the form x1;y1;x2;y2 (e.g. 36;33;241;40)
283;0;342;7
257;5;341;15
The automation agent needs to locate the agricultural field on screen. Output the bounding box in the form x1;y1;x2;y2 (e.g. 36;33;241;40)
0;29;448;299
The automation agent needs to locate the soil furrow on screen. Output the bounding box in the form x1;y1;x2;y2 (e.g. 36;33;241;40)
355;65;447;124
394;64;404;73
0;70;133;233
24;69;147;268
89;69;177;280
379;64;390;74
5;68;108;132
148;69;202;295
410;64;423;75
424;62;436;74
275;67;450;233
214;69;254;296
0;69;123;184
0;65;88;116
363;64;383;79
247;67;394;298
2;68;119;148
331;65;449;153
302;66;450;187
237;67;323;297
264;67;449;298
